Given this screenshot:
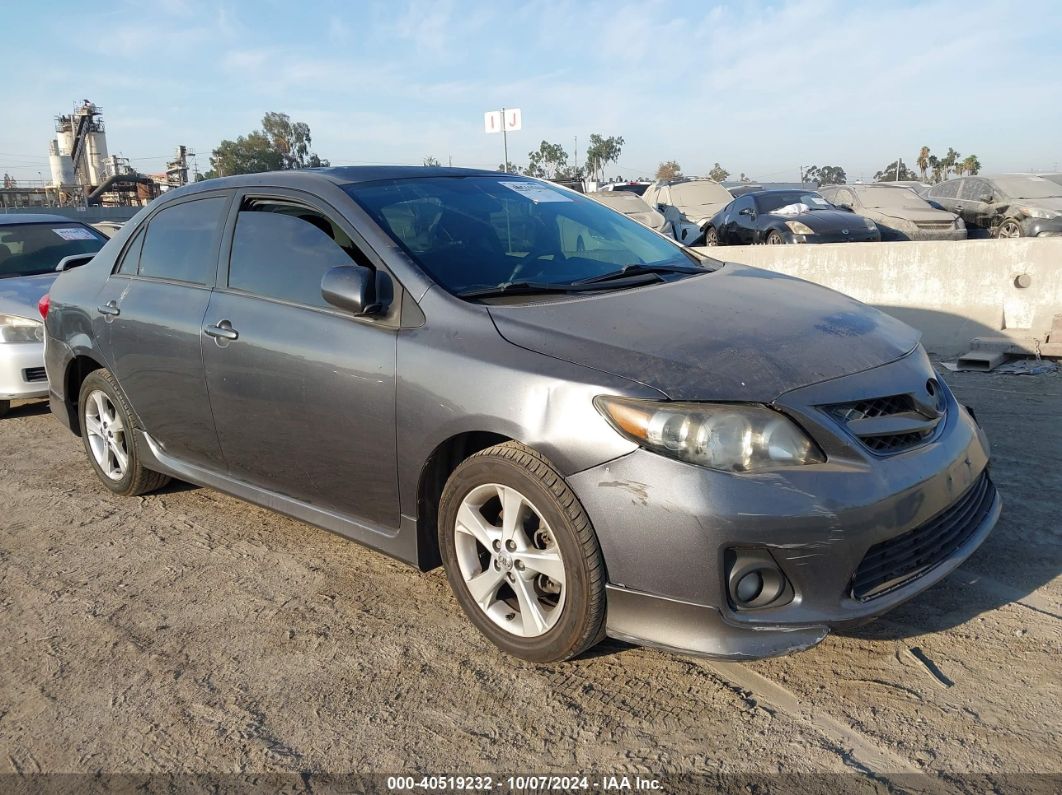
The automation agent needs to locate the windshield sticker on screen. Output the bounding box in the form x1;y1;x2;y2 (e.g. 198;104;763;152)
500;182;572;203
52;227;97;241
809;197;829;206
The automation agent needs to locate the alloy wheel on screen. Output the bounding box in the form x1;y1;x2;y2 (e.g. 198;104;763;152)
84;389;129;481
453;483;566;638
998;220;1022;238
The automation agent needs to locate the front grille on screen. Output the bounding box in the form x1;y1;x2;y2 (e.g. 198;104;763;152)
851;472;995;601
825;384;946;455
915;220;955;229
23;367;47;383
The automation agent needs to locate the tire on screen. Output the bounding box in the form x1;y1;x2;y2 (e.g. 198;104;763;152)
766;230;786;245
997;218;1023;238
0;399;9;418
78;369;170;497
438;441;606;663
704;227;720;246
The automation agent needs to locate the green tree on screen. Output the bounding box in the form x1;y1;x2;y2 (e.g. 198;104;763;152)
497;161;522;174
584;133;624;182
917;146;930;181
707;162;730;182
928;155;942;183
423;155;441;167
655;160;682;180
873;160;918;182
803;165;847;186
958;154;981;176
525;140;569;179
941;147;961;179
209;112;328;177
739;172;753;183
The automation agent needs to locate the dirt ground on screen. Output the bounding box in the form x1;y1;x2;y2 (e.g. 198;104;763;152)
1;366;1059;793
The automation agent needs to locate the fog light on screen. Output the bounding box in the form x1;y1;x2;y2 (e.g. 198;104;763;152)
735;571;764;603
726;548;793;610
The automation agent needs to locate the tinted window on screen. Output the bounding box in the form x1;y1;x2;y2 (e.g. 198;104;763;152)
139;197;226;284
960;178;987;201
755;192;831;213
0;223;105;279
731;196;754;214
345;176;697;295
227;203;360;308
116;227;145;274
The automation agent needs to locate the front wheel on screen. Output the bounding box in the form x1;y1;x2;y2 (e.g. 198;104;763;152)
997;218;1023;238
704;227;720;246
766;230;786;245
439;442;606;663
78;369;170;497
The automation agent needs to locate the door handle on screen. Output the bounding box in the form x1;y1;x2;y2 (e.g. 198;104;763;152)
204;320;239;341
97;300;120;316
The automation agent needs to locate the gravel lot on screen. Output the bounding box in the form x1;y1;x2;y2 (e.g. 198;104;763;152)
1;366;1059;792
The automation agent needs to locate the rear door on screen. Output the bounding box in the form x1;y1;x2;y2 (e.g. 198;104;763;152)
201;190;400;528
101;193;231;469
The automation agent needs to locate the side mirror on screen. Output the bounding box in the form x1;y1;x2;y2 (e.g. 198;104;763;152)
56;253;95;272
321;264;388;316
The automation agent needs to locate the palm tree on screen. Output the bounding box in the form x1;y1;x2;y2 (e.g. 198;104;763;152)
917;146;930;181
943;148;961;179
928;155;942;183
961;155;981;176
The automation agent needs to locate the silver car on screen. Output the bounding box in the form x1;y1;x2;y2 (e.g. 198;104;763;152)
588;190;674;237
43;168;999;662
820;184;966;241
1;214;106;417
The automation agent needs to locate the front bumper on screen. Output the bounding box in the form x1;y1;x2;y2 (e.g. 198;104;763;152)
569;352;999;658
787;229;881;244
0;341;48;401
878;224;966;242
1022;216;1062;237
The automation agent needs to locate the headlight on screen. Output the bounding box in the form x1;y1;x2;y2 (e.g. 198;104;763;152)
594;396;825;472
0;314;44;344
784;221;814;235
863;217;877;230
1019;206;1059;220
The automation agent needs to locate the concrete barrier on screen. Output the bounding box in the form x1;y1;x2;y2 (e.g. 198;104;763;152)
693;239;1062;356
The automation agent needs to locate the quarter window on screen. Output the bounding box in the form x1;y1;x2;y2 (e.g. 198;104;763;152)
227;200;367;308
139;197;227;284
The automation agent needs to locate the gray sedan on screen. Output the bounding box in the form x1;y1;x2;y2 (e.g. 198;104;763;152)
819;184;966;241
43;168;999;662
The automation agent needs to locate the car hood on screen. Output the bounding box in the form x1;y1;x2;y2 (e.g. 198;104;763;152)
677;201;732;224
768;209;870;232
0;272;57;319
488;263;920;402
626;208;668;229
1011;196;1062;212
867;207;956;224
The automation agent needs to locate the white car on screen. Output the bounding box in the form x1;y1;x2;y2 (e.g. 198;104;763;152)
588;191;674;237
642;178;734;245
0;214;107;417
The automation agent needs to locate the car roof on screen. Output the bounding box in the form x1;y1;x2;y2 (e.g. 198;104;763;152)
164;166;507;201
0;213;81;226
750;188;819;195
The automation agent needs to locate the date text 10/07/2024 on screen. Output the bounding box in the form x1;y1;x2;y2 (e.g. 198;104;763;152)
386;775;663;791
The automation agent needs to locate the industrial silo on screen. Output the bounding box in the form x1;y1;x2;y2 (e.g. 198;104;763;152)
48;140;76;187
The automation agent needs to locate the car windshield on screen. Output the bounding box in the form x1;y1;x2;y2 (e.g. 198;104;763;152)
0;222;106;279
345;176;704;296
668;180;732;206
992;176;1062;200
609;183;648;195
756;192;833;213
857;186;933;210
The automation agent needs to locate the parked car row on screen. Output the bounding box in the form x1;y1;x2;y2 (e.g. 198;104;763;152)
18;167;999;665
598;172;1062;246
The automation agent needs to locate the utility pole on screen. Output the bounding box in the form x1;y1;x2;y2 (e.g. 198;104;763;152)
501;107;509;173
574;136;579;176
896;157;901;182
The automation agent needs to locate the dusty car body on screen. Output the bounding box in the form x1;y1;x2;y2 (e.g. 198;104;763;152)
643;179;733;245
0;214;106;417
705;189;881;245
588;190;674;237
44;167;999;663
819;184;966;241
925;175;1062;238
596;181;650;196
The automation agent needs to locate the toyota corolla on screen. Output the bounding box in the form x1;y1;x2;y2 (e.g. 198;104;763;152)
43;167;999;662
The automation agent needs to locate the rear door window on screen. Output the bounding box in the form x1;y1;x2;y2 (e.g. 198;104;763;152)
139;197;227;284
226;199;368;309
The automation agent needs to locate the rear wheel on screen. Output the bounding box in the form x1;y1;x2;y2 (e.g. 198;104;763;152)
704;227;720;246
997;218;1023;238
439;441;606;663
766;230;786;245
78;369;170;497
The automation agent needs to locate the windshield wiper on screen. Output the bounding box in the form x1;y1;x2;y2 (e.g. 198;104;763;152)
459;272;664;300
572;262;704;285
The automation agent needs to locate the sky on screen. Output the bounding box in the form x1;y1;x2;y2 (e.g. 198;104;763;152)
4;0;1061;185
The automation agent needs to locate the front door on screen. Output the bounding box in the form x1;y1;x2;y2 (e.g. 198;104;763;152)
201;192;400;528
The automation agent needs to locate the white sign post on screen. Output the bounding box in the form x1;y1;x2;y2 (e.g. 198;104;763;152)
484;107;521;173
